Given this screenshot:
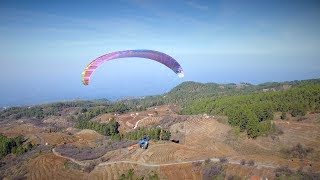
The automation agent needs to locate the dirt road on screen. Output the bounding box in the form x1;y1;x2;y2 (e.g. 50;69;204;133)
52;148;277;170
133;117;148;129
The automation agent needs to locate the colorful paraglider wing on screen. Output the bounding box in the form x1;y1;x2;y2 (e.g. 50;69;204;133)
82;50;184;85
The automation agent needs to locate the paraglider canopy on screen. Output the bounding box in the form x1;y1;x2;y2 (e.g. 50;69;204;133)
82;49;184;85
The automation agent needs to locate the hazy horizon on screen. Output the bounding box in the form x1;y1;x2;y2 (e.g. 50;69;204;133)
1;0;320;107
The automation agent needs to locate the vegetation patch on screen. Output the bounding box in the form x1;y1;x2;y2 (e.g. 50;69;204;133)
202;160;226;180
64;160;82;171
274;165;320;179
0;135;34;159
281;143;313;159
124;127;171;141
76;118;119;136
119;169;160;180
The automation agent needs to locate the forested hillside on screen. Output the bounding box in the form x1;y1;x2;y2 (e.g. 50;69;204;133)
182;84;320;138
123;78;320;109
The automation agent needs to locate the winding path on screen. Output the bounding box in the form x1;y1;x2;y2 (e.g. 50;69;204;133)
52;148;87;166
97;158;276;169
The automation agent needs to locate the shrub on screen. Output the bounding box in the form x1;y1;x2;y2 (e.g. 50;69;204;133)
148;171;159;180
281;143;313;159
219;157;228;164
202;163;225;180
204;158;211;166
240;159;246;166
280;112;287;120
247;160;255;166
127;169;134;179
84;163;95;173
274;166;293;177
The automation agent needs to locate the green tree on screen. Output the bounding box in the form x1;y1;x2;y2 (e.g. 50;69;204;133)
245;109;260;138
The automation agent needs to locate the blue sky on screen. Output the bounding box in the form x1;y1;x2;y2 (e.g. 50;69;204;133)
1;0;320;106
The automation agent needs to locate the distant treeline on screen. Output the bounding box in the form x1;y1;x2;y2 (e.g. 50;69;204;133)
0;100;132;120
182;84;320;138
0;135;34;159
78;102;130;120
0;106;62;119
0;100;109;119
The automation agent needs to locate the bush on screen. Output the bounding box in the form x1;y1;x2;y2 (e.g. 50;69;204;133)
240;159;246;166
204;158;211;166
202;163;225;180
275;166;293;177
64;161;81;170
280;112;287;120
119;169;135;180
84;163;95;173
219;157;228;164
148;171;159;180
247;160;255;166
291;143;313;159
281;143;313;159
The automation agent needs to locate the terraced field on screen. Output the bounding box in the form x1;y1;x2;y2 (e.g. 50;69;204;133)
183;117;236;156
27;153;85;180
225;164;274;179
0;123;42;137
276;120;320;148
129;143;210;163
73;129;105;147
160;163;202;180
89;162;159;180
37;132;76;145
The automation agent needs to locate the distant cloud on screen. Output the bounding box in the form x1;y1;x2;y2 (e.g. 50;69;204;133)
187;1;208;10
